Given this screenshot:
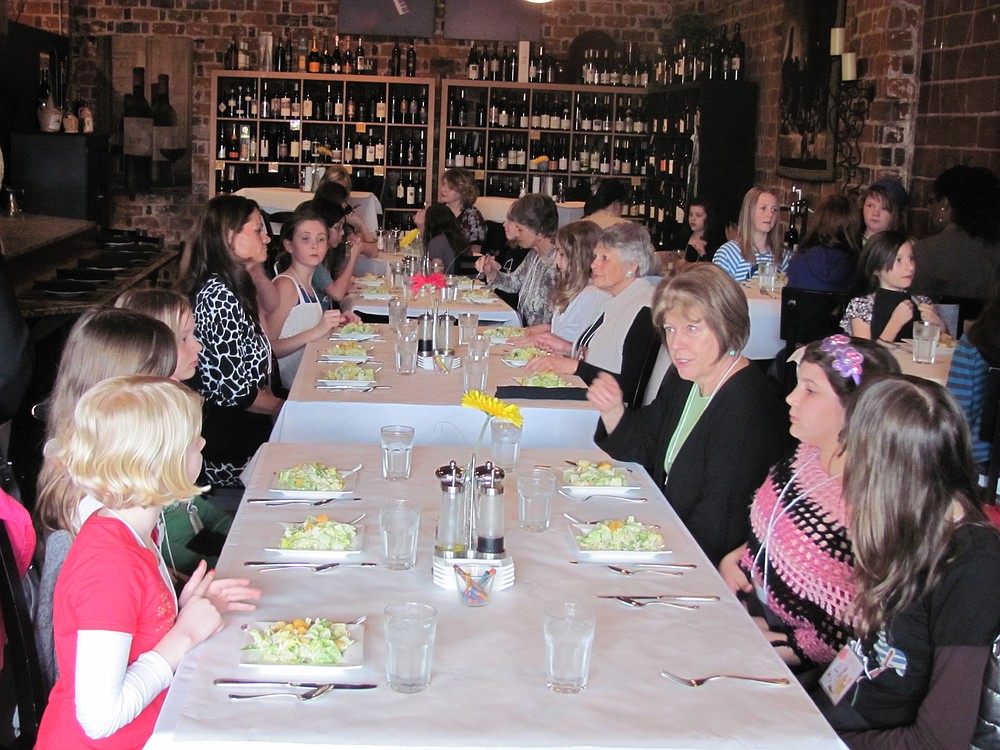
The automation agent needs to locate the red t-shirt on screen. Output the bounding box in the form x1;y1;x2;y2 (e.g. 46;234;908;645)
36;515;176;750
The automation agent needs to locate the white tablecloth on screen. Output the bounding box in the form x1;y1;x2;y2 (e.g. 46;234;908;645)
743;284;783;361
146;443;845;750
237;187;382;234
271;331;598;448
892;344;950;384
345;291;521;328
476;196;585;227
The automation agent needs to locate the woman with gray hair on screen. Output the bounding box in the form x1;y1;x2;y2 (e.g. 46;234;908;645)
588;264;788;564
475;193;559;326
524;222;661;407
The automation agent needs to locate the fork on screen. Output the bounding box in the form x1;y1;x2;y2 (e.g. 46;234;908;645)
607;565;681;577
229;684;334;700
243;561;377;572
614;596;698;610
559;491;648;503
563;513;660;529
659;669;790;687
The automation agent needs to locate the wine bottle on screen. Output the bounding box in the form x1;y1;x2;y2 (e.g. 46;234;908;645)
730;23;746;80
122;66;154;192
308;36;320;73
406;41;417;77
331;35;343;74
467;44;479;80
152;74;180;187
391;41;402;76
320;37;331;74
356;37;366;73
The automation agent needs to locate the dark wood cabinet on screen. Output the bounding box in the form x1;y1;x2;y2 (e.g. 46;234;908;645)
8;133;110;221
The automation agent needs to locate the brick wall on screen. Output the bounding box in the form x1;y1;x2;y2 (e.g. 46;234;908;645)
6;0;998;245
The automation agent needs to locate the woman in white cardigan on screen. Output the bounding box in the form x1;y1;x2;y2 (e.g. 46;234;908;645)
523;222;661;408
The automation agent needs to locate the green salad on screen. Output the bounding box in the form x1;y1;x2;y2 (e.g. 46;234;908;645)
360;284;392;295
279;515;357;551
277;463;346;492
505;346;544;361
339;322;376;335
482;326;525;339
327;342;367;357
246;618;355;665
518;372;570;387
463;288;493;299
325;363;375;381
563;459;629;487
575;516;664;552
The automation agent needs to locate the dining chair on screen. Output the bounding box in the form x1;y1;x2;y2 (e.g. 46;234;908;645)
0;522;47;750
936;295;984;338
778;287;851;393
981;366;1000;504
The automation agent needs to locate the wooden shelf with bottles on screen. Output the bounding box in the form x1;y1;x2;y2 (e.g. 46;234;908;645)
644;78;757;249
210;70;436;229
439;79;650;217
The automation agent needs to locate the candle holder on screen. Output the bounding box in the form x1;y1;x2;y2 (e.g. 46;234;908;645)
828;77;875;192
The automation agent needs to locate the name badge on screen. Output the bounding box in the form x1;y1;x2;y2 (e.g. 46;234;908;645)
819;643;864;705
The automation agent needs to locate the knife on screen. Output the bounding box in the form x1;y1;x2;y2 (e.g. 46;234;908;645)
214;678;377;689
243;561;377;569
592;594;719;602
245;497;362;504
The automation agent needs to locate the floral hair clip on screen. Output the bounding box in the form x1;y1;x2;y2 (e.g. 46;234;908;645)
820;334;863;386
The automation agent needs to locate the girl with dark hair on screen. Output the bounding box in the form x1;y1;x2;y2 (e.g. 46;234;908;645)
859;178;908;244
414;202;465;272
719;335;900;673
181;194;283;487
821;377;1000;748
840;230;945;342
787;194;860;293
679;197;724;263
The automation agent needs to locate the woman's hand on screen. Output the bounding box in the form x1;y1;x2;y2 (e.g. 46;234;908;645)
339;309;361;324
587;372;626;434
346;236;364;259
179;560;261;613
475;254;501;282
718;544;752;594
916;303;946;332
531;332;573;356
523;354;577;375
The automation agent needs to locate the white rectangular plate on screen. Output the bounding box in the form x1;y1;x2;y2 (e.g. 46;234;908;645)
318;355;372;364
329;332;379;341
568;523;670;562
464;296;499;304
359;293;394;300
268;471;358;499
315;379;376;389
264;523;364;558
241;621;364;672
355;279;385;287
560;472;642;495
501;358;529;368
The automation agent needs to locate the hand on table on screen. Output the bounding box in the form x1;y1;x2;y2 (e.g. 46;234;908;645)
523;354;578;375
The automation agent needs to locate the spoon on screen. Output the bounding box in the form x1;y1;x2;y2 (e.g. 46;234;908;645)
615;596;698;610
340;464;363;478
607;565;681;577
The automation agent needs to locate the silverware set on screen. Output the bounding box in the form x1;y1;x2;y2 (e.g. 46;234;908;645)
216;678;378;700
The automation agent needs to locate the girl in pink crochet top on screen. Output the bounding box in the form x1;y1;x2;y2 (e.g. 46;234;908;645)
718;335;899;672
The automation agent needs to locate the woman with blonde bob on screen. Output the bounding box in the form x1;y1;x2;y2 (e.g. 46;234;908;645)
36;376;259;749
712;186;784;282
589;264;787;563
820;377;1000;747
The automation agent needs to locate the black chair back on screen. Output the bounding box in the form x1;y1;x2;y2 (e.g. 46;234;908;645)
936;295;984;338
982;366;1000;503
0;521;47;749
779;287;851;392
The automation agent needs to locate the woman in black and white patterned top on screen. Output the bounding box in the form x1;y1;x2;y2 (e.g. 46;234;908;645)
181;195;284;487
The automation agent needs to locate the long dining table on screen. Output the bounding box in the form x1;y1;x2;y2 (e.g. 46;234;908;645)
146;442;846;750
270;326;602;448
345;286;523;327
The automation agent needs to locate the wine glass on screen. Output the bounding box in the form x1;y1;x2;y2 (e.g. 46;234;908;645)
159;147;188;187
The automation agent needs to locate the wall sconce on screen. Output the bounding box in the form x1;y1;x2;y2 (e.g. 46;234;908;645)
828;28;875;191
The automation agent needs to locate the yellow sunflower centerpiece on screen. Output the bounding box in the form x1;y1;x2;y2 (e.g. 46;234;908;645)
461;390;523;457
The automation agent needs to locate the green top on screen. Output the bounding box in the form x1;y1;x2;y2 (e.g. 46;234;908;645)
663;383;712;476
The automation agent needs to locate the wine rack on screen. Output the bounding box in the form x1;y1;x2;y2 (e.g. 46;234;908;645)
210;70;435;229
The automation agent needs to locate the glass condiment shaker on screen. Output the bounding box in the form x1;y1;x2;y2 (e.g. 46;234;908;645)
474;461;505;558
434;461;467;558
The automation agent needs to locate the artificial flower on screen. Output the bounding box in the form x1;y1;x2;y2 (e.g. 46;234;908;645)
409;272;447;297
461;390;523;428
399;228;420;247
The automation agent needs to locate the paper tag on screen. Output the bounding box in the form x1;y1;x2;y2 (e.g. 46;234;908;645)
819;644;864;705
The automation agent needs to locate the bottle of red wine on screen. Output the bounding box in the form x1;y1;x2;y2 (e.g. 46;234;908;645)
152;74;180;187
122;67;153;192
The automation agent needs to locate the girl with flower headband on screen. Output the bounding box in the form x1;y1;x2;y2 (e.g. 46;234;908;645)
840;230;945;343
718;335;899;677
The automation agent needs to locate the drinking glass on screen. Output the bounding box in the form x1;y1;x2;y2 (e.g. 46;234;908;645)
457;312;479;346
911;321;941;364
490;418;522;472
394;321;418;375
379;499;420;570
467;334;490;359
544;603;595;693
388;297;407;333
389;261;404;288
380;425;415;480
463;353;489;393
517;467;556;531
384;602;436;693
757;261;776;293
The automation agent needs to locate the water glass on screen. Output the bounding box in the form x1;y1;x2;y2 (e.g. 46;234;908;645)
457;312;479;346
380;499;420;570
384;602;437;693
380;425;415;480
394;321;418;375
467;334;491;359
912;321;941;364
490;417;522;472
388;297;407;333
389;261;404;288
757;261;777;293
463;353;489;393
544;603;595;694
517;467;556;532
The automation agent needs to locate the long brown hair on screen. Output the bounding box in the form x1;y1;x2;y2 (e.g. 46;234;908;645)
550;220;602;313
734;186;782;267
842;377;988;640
